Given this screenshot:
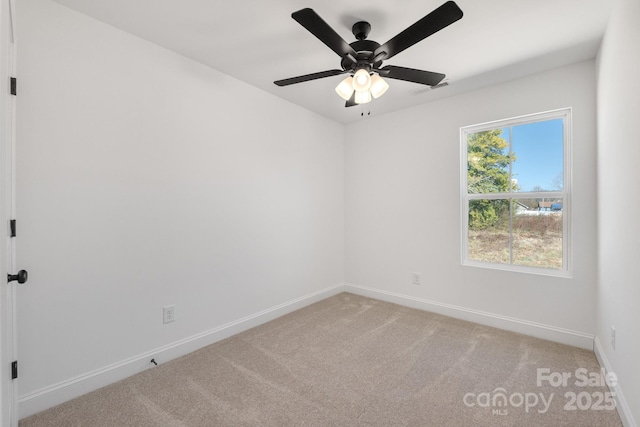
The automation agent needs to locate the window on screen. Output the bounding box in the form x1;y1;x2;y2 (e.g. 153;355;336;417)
460;108;571;276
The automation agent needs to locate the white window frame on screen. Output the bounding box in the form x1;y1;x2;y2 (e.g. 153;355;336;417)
460;108;572;277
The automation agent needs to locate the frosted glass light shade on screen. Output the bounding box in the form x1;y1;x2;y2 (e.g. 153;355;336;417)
352;69;372;92
354;90;372;104
370;74;389;98
335;76;354;101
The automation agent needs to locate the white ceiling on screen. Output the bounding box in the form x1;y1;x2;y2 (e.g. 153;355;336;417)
53;0;613;124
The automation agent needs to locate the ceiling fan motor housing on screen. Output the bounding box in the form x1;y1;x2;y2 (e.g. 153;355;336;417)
352;21;371;40
341;39;383;72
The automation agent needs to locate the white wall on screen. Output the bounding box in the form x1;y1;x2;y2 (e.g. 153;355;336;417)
345;61;598;344
596;0;640;424
16;0;344;414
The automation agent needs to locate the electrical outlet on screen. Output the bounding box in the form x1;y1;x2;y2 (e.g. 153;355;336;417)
163;305;175;324
412;272;421;285
610;325;616;350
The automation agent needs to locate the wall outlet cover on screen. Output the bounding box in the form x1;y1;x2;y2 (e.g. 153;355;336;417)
163;305;175;324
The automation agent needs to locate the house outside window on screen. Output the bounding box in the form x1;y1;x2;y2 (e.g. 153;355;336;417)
460;108;572;277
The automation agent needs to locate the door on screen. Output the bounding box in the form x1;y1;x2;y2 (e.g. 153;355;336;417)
1;0;18;424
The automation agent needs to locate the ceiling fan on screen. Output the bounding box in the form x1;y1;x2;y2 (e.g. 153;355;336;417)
274;1;463;107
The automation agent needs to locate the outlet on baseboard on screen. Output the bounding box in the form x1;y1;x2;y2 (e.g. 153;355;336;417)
163;305;175;324
412;272;421;285
610;325;616;350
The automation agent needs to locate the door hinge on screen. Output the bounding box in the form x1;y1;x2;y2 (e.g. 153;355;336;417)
10;77;16;96
11;361;17;380
10;219;16;237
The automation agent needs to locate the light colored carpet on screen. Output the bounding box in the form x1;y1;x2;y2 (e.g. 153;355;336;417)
21;293;622;426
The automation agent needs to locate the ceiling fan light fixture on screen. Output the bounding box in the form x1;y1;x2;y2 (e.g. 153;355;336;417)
352;68;372;92
335;76;355;101
370;74;389;99
354;90;372;104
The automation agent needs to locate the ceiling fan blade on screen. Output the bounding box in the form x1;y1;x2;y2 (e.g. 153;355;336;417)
274;69;346;86
380;65;445;86
292;8;358;62
374;1;463;61
345;92;357;108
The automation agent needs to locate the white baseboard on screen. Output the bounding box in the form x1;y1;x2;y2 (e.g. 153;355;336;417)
594;336;637;427
18;283;345;419
19;282;603;420
344;283;595;349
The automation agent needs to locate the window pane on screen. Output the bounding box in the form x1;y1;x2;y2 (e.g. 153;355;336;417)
511;198;563;269
511;119;564;192
467;129;510;194
468;199;510;264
